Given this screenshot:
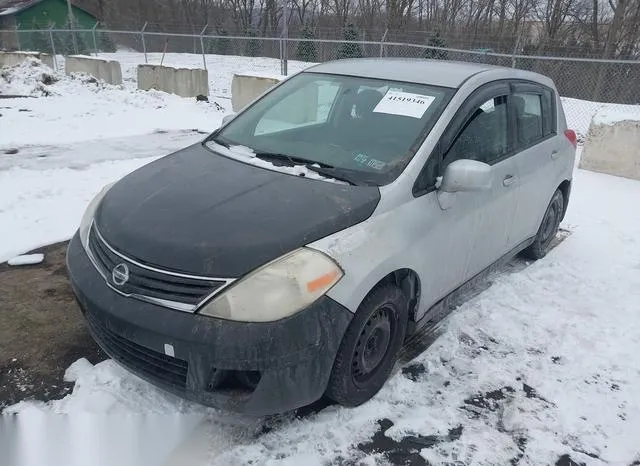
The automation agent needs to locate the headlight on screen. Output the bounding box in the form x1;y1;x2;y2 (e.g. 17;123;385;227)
198;248;343;322
79;182;115;251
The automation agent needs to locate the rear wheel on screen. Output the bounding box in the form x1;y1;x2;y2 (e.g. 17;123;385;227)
326;284;408;406
522;189;564;260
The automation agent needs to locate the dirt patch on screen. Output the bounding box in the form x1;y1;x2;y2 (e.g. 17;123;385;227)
401;362;427;382
357;418;463;465
0;242;105;410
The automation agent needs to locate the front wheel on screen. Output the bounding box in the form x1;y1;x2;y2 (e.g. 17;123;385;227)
522;189;564;260
326;284;408;406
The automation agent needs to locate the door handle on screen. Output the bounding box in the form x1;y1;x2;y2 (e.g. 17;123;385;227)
503;175;515;187
551;150;560;160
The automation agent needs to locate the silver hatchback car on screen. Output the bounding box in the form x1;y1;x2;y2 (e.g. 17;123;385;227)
67;58;577;415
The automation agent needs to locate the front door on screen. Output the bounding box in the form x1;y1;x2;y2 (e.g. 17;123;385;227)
414;82;521;316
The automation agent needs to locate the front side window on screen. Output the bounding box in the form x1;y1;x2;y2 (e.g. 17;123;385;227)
444;95;509;166
208;72;454;185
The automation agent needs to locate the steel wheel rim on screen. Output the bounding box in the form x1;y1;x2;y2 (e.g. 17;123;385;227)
540;199;560;245
352;306;393;387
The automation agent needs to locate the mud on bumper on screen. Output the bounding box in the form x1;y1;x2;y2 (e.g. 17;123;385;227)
66;232;352;416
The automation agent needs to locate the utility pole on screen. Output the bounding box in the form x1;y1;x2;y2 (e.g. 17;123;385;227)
66;0;78;54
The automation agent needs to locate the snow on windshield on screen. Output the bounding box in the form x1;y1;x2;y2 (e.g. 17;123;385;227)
205;140;348;184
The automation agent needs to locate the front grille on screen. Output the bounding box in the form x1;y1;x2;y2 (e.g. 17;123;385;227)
88;225;227;308
85;310;188;389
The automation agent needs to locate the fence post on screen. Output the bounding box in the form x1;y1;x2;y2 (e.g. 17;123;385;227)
199;24;208;70
280;0;289;75
362;30;366;56
380;29;388;57
48;24;58;71
511;33;521;68
66;0;78;54
92;22;99;56
141;22;148;64
160;37;169;66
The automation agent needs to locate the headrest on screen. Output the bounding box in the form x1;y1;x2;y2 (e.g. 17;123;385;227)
354;89;384;117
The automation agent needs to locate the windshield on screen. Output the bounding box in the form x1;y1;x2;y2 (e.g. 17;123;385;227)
208;72;454;185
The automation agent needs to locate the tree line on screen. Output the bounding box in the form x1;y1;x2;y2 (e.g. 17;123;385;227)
67;0;640;60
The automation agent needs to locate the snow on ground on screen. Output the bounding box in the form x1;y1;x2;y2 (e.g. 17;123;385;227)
0;157;156;264
0;57;224;147
0;52;313;148
104;51;310;100
2;52;640;465
5;163;640;465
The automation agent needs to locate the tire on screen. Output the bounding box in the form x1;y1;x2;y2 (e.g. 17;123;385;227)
326;284;408;406
522;189;564;260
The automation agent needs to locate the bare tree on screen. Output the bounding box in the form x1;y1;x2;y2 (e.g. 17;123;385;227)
292;0;319;24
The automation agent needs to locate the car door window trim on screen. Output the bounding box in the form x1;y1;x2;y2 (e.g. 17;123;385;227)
413;79;515;197
509;80;558;152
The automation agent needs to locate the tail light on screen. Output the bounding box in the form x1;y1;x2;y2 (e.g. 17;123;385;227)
564;129;577;148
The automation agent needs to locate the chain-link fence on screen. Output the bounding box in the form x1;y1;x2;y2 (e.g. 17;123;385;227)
2;26;640;109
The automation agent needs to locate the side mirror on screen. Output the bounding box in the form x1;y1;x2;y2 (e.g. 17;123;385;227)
438;159;493;193
222;113;236;125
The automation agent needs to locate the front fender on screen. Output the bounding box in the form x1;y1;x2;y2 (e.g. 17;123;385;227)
307;209;421;314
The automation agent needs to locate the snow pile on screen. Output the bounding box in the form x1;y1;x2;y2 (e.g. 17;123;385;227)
0;57;59;97
7;253;44;266
5;358;205;415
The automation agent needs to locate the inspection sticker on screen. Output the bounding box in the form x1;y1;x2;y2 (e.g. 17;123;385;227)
373;90;435;119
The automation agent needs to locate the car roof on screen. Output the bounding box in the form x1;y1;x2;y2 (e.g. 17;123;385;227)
305;58;542;89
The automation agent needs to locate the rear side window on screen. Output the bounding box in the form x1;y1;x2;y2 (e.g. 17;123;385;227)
512;93;543;146
541;89;555;136
512;86;556;147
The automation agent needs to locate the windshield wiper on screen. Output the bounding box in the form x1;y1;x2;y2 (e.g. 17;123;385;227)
305;165;363;186
253;151;333;168
206;134;230;148
255;152;360;185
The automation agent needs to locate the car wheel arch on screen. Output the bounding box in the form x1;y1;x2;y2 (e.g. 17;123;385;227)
357;268;421;323
557;179;571;221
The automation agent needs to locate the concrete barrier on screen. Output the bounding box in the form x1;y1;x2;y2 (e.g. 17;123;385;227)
0;51;54;69
64;55;123;85
580;111;640;181
231;72;283;112
137;64;208;98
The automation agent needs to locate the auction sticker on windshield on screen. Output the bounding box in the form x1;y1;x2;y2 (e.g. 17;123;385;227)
373;90;435;119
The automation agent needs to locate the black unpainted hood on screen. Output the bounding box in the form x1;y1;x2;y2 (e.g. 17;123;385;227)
95;143;380;277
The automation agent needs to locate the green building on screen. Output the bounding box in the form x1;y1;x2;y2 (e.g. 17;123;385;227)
0;0;98;52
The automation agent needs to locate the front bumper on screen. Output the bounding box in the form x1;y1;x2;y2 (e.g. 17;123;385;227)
66;232;352;416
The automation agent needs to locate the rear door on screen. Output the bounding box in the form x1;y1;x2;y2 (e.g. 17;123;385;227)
508;82;564;244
